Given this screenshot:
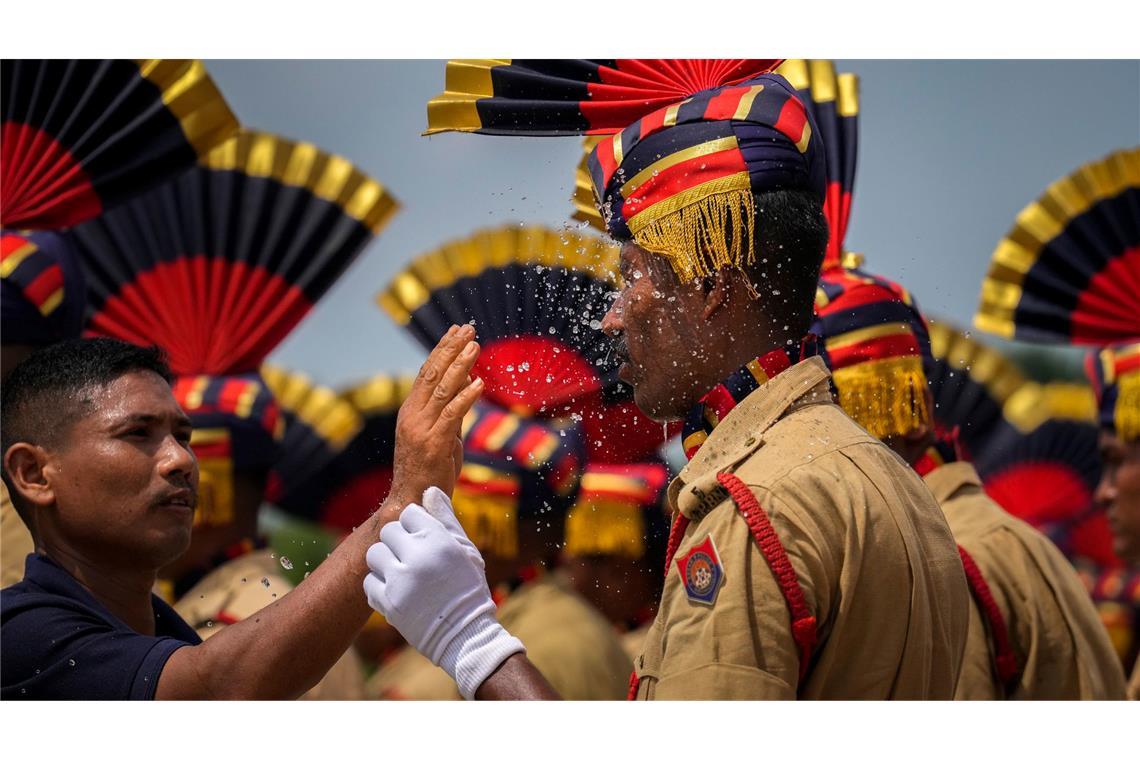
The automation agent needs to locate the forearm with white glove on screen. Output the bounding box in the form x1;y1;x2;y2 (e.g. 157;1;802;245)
363;488;525;699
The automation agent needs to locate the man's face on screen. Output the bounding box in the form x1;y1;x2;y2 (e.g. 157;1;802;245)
1096;431;1140;562
44;370;199;568
600;243;708;421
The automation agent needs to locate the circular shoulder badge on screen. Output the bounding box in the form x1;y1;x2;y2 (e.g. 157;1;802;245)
675;534;725;606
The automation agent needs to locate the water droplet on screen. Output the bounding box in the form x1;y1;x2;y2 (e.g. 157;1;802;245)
69;659;76;667
261;577;270;588
280;556;293;571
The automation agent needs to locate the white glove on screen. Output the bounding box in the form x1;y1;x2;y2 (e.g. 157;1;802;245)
421;486;484;571
363;497;525;699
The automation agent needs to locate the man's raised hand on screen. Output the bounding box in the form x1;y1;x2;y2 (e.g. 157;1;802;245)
386;325;483;516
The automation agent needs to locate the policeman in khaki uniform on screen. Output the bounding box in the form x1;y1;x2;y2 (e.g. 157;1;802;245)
363;62;972;700
368;404;631;700
561;463;671;661
634;355;968;698
815;265;1126;699
1087;342;1140;699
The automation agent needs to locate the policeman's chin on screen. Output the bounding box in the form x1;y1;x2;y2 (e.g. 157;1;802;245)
628;372;688;424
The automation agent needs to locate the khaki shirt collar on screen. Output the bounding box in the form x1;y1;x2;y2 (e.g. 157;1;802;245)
669;356;833;520
922;460;983;503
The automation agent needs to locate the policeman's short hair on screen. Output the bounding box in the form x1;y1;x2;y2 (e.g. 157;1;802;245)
1;337;173;458
743;188;829;336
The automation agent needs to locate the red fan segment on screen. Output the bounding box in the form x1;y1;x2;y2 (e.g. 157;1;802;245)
1;122;101;229
321;468;393;536
1064;513;1120;568
85;257;307;376
476;335;603;414
984;462;1091;526
823;180;853;270
1072;245;1140;343
580;60;781;133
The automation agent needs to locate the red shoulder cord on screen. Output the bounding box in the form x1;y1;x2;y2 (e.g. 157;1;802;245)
957;545;1020;692
717;472;817;683
627;473;818;699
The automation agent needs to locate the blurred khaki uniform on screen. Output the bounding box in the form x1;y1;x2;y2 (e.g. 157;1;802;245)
622;624;651;662
928;462;1127;699
174;549;366;700
1;483;34;588
1130;661;1140;700
631;357;969;699
369;572;631;700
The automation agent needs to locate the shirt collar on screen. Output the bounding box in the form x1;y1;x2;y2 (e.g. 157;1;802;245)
923;460;984;503
669;357;833;521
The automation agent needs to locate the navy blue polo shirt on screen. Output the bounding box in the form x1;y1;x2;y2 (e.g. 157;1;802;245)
1;554;201;699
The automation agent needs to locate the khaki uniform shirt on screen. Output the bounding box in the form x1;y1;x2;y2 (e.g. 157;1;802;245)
174;549;366;700
632;357;969;699
368;573;631;700
1;482;34;588
928;462;1127;699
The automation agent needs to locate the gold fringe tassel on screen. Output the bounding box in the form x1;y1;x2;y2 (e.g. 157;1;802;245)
564;499;646;560
1114;371;1140;442
453;490;518;559
631;185;757;284
831;356;930;440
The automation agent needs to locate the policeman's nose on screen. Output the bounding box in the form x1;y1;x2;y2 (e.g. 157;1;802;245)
159;435;196;481
1094;471;1117;511
600;296;624;338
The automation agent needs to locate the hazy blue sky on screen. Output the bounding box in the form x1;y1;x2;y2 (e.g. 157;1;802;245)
204;60;1140;389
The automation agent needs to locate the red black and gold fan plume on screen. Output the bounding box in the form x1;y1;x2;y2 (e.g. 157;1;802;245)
261;366;364;518
774;60;859;271
68;129;396;524
974;147;1140;345
69;128;399;376
426;60;783;137
379;225;675;463
318;375;415;534
427;60;828;287
977;380;1115;566
2;59;239;230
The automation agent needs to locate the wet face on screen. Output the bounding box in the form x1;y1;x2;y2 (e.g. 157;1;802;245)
1096;432;1140;562
36;371;199;568
601;243;711;421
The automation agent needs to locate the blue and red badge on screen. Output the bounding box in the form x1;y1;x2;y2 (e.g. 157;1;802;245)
675;535;724;605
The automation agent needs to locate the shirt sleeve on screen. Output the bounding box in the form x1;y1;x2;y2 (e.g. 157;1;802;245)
1;594;193;700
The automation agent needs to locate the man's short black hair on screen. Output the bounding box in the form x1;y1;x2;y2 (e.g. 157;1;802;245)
743;188;829;335
1;337;173;458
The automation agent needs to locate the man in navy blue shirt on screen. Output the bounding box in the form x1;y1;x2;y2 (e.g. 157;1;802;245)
1;330;483;699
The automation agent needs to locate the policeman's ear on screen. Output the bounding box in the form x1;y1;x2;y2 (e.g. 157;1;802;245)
3;443;56;509
701;269;735;321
